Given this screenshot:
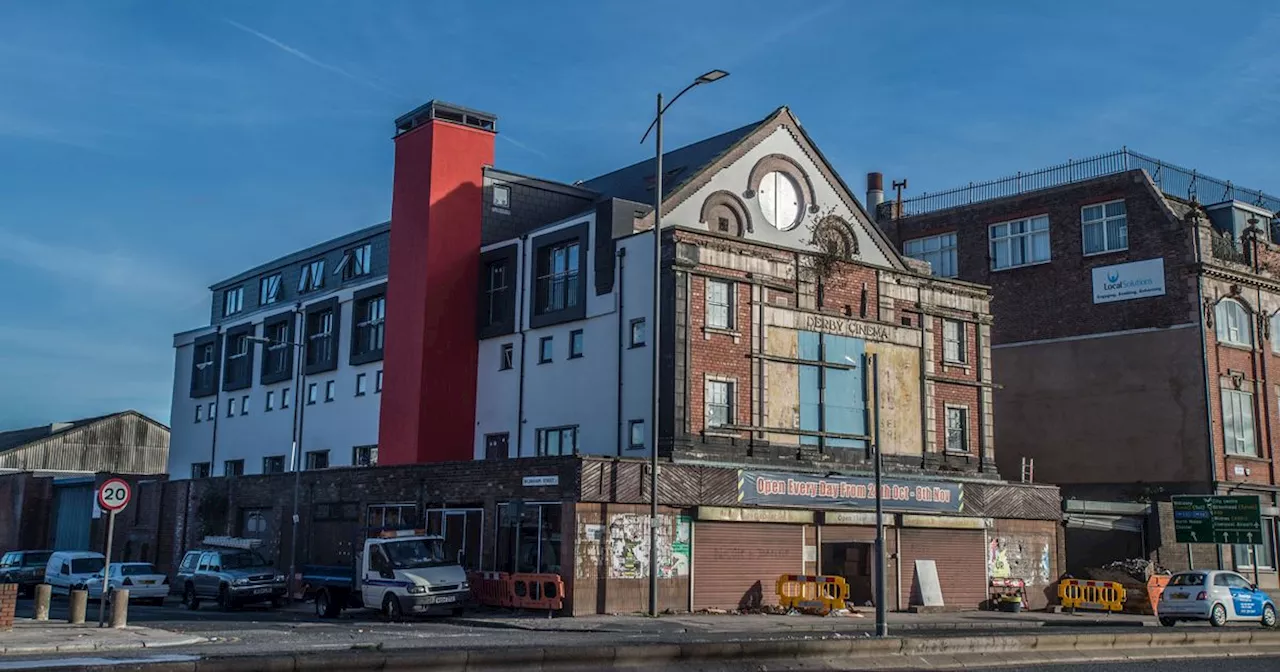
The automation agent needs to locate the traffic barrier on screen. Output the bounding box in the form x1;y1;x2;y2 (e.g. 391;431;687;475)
1147;575;1170;615
467;571;513;608
775;574;849;613
1058;578;1126;613
510;573;564;611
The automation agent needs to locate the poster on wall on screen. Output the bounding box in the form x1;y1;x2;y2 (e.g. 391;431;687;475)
1091;258;1166;304
738;470;964;513
605;513;690;580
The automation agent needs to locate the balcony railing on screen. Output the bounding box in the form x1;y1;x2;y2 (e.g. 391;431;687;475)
1209;229;1250;265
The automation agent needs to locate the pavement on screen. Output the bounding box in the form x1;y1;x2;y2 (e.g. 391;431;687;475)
0;620;204;656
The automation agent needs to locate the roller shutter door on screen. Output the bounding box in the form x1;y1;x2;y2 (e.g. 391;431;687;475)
899;528;987;610
693;522;802;611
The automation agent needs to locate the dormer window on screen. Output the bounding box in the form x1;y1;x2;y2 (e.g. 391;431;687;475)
299;259;325;293
337;244;372;280
222;287;244;317
493;184;511;208
259;273;281;306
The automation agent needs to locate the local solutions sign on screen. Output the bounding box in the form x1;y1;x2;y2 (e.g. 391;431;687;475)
738;470;964;514
1092;258;1165;304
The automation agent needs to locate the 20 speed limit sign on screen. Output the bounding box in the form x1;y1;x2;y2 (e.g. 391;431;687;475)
98;478;131;513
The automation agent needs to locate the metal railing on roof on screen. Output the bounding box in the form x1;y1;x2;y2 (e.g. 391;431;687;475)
899;148;1280;217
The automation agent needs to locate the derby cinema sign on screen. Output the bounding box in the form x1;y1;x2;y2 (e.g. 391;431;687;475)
738;470;964;514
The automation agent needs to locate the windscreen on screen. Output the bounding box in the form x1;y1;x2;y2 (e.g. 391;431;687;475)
71;558;105;574
120;563;158;576
220;551;270;569
382;539;448;570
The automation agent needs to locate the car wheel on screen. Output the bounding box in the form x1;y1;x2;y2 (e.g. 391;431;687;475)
1159;617;1177;627
315;591;331;619
217;586;234;611
1210;603;1228;627
1263;604;1277;629
382;593;402;622
183;584;200;611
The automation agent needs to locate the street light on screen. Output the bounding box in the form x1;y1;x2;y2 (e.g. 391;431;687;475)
849;353;887;637
640;69;728;618
247;326;306;604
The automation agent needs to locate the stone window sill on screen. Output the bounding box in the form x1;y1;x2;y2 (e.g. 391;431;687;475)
704;327;741;343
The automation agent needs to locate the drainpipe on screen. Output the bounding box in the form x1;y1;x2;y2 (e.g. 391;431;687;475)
515;235;529;458
1192;214;1219;490
616;247;627;456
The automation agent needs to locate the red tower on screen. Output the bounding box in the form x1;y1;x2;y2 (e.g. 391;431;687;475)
378;101;497;464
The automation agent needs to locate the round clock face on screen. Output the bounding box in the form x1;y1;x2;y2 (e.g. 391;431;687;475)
758;171;802;230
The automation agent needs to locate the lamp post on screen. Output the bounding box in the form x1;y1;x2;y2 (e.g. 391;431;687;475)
247;321;306;604
849;353;887;637
639;69;728;618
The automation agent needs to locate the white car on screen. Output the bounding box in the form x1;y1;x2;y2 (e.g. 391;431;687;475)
1158;569;1277;628
85;563;170;606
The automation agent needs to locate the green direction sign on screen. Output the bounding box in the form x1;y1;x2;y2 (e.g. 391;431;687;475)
1172;495;1263;544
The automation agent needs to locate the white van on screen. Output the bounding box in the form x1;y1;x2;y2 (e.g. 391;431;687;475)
44;551;106;596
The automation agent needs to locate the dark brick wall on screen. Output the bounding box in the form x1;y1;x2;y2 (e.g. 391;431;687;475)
0;583;15;631
884;171;1195;345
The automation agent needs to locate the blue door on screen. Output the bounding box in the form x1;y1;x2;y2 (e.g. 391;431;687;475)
1226;573;1263;618
52;482;94;551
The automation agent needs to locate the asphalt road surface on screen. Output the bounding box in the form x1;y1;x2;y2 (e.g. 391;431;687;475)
959;657;1280;672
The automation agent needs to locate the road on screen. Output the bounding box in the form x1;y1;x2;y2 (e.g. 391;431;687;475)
963;658;1280;672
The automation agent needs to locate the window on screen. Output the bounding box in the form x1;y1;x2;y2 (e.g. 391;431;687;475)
191;463;210;479
307;382;318;405
1082;200;1128;255
717;216;730;233
484;261;508;327
299;258;324;293
262;319;292;381
194;405;202;423
306;308;335;367
943;320;967;364
259;273;282;306
492;184;511;208
353;294;385;359
990;215;1050;270
706;279;733;329
797;332;866;449
706;379;735;428
1216;299;1252;347
325;380;335;402
240;395;249;415
485;433;510;460
224;331;251;388
281;387;291;409
569;330;584;359
535;241;580;314
630;318;646;347
539;336;553;363
265;391;274;411
227;396;237;417
945;406;969;453
305;450;329;470
262;455;285;474
207;401;216;418
496;502;561;574
356;373;367;396
903;233;958;278
628;420;645;450
1272;313;1280;354
353;445;378;467
1223;387;1258;456
536;426;578;456
340;243;372;280
375;370;383;393
224;460;244;477
500;343;514;370
194;342;217;391
368;503;419;529
222;286;244;317
1234;519;1276;570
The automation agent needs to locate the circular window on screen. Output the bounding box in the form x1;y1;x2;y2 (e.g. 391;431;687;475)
758;171;802;230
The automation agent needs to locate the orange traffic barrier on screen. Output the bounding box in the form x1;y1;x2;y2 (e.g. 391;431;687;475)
510;573;564;611
1147;575;1170;615
1058;579;1126;613
776;574;849;613
468;571;513;608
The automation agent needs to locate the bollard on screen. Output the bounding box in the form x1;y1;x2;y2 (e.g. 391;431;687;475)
108;589;129;628
68;589;87;624
33;584;51;621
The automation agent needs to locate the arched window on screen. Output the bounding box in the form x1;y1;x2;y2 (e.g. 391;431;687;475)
1216;299;1252;347
1272;312;1280;354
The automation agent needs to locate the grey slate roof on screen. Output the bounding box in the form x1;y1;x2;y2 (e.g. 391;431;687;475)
0;414;115;453
579;110;777;205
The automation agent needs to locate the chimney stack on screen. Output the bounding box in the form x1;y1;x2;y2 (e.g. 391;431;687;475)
866;172;884;223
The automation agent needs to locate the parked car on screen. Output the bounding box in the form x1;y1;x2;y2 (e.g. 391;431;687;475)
44;551;106;596
1158;569;1277;627
175;543;286;610
0;550;53;596
303;528;469;621
85;562;170;606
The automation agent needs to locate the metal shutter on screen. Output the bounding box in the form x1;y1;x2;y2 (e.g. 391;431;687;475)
693;522;802;611
899;528;987;610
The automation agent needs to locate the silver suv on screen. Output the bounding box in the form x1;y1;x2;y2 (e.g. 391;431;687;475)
175;547;286;610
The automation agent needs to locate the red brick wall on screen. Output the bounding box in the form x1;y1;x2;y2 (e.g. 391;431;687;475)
687;274;755;435
0;583;15;631
1204;295;1279;491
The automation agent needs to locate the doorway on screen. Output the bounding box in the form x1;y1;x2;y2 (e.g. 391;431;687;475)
427;508;484;570
822;542;875;607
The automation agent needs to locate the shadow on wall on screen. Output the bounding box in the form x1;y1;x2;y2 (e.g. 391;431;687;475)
739;581;764;610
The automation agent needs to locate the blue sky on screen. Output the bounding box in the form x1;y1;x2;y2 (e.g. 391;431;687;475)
1;1;1277;429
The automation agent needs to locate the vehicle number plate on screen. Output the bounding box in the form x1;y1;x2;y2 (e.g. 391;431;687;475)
436;595;456;604
1172;593;1187;600
253;588;271;595
141;580;154;585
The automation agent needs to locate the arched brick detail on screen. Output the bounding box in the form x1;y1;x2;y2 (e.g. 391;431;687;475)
813;215;859;259
699;190;751;236
746;154;819;218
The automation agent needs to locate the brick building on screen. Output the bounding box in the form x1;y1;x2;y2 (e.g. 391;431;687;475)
152;101;1061;613
878;149;1280;585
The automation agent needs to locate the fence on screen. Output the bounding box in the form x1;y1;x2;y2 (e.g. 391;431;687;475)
899;148;1280;218
775;574;849;613
1058;579;1126;613
467;571;564;612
